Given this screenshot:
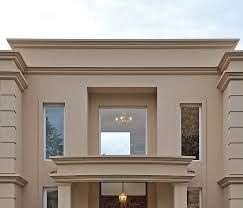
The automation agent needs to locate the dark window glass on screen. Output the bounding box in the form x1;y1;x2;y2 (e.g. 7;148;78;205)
45;105;64;159
187;188;201;208
181;105;200;160
47;189;58;208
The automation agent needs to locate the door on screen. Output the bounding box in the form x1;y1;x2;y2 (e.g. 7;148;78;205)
100;196;146;208
100;183;147;208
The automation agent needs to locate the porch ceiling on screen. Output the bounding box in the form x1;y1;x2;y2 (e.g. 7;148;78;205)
50;156;195;183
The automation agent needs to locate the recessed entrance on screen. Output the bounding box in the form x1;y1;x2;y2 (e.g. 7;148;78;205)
100;196;146;208
100;183;147;208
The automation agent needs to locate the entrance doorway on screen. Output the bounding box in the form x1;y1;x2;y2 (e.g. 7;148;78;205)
100;183;147;208
100;196;146;208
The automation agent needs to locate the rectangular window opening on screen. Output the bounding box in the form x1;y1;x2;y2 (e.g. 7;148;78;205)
44;104;64;160
187;188;202;208
181;104;201;160
44;187;58;208
99;107;147;155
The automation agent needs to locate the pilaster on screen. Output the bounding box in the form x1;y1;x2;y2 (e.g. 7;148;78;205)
217;52;243;208
58;183;72;208
0;52;28;208
173;183;188;208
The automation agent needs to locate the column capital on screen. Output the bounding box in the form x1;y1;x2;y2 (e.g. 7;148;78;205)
57;182;72;186
218;175;243;189
0;51;28;92
217;51;243;92
217;71;243;92
172;182;189;187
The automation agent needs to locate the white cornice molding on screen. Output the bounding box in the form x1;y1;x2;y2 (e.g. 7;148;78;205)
50;156;195;183
218;51;243;72
24;67;219;75
217;71;243;92
0;51;28;91
7;38;239;49
0;71;28;92
218;175;243;188
50;174;195;183
0;174;28;187
0;51;27;72
50;155;195;166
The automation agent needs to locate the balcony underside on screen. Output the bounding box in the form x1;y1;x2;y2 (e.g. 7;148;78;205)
50;156;194;183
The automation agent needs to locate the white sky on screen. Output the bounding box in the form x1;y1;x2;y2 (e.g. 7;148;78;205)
0;0;243;49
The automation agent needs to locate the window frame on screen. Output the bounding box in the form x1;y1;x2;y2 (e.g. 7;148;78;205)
98;106;148;156
43;103;65;160
180;103;202;161
187;187;202;208
43;187;58;208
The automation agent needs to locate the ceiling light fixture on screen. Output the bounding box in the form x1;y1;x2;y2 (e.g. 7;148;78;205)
119;183;127;204
115;115;133;124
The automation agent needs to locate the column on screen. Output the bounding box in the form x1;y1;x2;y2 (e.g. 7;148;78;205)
58;183;72;208
173;183;188;208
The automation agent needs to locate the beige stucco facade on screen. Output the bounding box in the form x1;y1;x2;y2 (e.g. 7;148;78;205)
0;38;243;208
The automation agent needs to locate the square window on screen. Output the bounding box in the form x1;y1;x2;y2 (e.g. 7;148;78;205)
99;108;147;155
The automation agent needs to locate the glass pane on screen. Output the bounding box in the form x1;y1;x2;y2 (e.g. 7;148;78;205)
101;183;146;196
100;108;147;155
45;105;64;159
181;105;200;160
101;132;130;155
101;183;146;208
47;189;58;208
187;188;201;208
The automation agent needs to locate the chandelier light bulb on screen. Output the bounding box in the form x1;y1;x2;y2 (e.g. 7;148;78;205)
115;115;133;124
119;192;127;203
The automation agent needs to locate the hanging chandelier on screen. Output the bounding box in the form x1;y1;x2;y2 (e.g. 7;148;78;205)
115;115;133;124
119;183;127;203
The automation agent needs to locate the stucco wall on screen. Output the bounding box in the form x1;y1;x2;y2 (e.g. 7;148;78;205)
20;74;223;208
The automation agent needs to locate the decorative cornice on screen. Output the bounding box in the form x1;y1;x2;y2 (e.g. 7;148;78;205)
217;71;243;92
0;51;28;91
0;71;28;92
24;67;219;75
50;155;195;166
7;38;239;49
0;51;27;72
218;175;243;188
50;174;195;183
0;174;28;187
218;51;243;72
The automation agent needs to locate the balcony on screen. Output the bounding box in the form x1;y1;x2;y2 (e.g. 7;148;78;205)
50;155;194;183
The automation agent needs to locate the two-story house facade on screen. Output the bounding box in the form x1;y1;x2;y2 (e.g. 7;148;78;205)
0;39;243;208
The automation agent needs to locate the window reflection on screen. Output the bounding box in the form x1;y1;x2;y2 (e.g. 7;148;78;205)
181;105;200;160
44;104;64;159
46;189;58;208
99;108;147;155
